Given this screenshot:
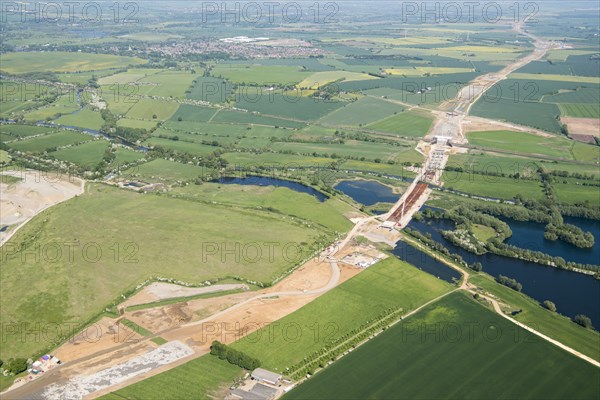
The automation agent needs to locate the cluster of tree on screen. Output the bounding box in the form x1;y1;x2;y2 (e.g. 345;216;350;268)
543;300;557;312
544;223;595;248
441;229;487;255
1;358;28;375
148;146;227;171
573;314;594;329
445;206;512;241
488;241;600;273
469;262;483;272
210;341;261;370
559;204;600;220
547;170;599;181
496;275;523;292
404;228;466;267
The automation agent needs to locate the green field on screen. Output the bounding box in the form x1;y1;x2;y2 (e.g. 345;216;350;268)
443;172;544;200
23;95;80;121
554;181;600;205
0;52;146;74
101;355;242;400
123;158;206;183
170;105;218;123
235;95;344;121
116;118;158;130
232;257;452;370
51;140;110;166
470;274;600;362
126;99;180;121
0;124;57;138
270;140;420;163
366;111;433;137
284;292;600;400
467;130;574;159
212;65;310;85
7;131;89;153
55;108;105;130
0;183;336;360
319;97;401;126
142;137;221;156
559;103;600;118
171;183;353;233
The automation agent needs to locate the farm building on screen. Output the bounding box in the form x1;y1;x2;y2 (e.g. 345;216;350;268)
251;368;282;386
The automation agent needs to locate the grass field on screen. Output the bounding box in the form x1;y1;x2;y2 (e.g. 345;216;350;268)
0;150;10;164
170;105;218;123
55;108;105;130
232;256;453;370
210;110;306;129
171;183;353;233
384;66;473;75
137;70;197;98
123;158;206;183
115;148;145;164
101;355;242;400
466;130;574;159
0;183;332;360
319;97;401;126
98;69;164;85
284;292;600;400
554;181;600;205
51;140;110;166
0;52;146;74
126;99;179;121
7;131;89;153
470;274;600;362
366;111;433;137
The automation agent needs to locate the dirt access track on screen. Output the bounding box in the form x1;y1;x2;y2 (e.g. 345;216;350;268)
0;169;85;246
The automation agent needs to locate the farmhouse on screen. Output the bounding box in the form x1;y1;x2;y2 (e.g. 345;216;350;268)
251;368;282;386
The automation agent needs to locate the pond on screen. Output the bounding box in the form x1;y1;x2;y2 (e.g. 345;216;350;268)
335;179;399;206
216;176;328;202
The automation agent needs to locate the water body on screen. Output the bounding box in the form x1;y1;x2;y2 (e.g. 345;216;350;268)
503;217;600;266
335;179;399;206
392;241;462;284
408;217;600;323
216;176;327;202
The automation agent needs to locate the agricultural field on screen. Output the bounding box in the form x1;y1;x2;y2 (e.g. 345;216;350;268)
116;118;158;130
0;124;57;139
235;95;344;121
470;274;600;362
171;182;354;233
142;137;221;156
559;103;600;118
50;140;110;166
101;355;242;400
442;172;545;200
319;97;401;126
466;130;574;159
170;105;218;123
136;70;197;98
126;99;180;121
211;65;310;86
98;69;164;85
297;71;377;89
284;292;600;400
270;140;419;163
7;131;89;153
123;158;206;183
366;111;433;137
23;95;81;121
0;182;332;360
210;110;306;129
0;52;146;74
554;181;600;206
54;108;105;130
115;147;145;164
232;256;453;370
